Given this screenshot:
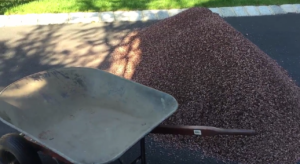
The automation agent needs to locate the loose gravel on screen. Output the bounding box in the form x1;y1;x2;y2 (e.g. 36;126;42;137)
108;7;300;164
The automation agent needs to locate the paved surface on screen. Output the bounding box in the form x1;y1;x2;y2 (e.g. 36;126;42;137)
0;13;300;164
226;13;300;86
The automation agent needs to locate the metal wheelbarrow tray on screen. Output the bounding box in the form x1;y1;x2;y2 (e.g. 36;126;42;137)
0;67;178;164
0;67;256;164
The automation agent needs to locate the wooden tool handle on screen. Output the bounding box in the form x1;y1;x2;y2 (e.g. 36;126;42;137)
151;125;257;136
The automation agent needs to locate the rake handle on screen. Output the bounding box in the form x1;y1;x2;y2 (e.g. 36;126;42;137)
151;125;257;136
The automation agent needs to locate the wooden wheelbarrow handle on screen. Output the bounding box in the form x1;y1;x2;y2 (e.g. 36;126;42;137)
150;125;257;136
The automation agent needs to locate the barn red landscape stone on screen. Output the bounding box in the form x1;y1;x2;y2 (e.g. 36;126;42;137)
107;7;300;164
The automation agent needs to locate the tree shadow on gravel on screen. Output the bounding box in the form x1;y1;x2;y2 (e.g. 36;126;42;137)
2;12;300;164
0;21;157;90
95;12;300;164
92;19;237;164
0;20;157;164
0;19;234;164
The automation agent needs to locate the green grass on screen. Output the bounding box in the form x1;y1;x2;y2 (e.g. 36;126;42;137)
1;0;300;15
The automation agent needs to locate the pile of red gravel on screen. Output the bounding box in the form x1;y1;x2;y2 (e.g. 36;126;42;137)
107;7;300;164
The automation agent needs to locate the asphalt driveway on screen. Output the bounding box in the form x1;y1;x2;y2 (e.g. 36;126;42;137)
0;13;299;164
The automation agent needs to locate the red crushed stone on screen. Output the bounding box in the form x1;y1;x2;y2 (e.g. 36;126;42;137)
106;7;300;164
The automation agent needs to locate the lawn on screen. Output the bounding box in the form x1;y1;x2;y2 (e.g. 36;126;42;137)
1;0;300;15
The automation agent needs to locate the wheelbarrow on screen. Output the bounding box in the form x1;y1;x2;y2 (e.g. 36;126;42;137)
0;67;256;164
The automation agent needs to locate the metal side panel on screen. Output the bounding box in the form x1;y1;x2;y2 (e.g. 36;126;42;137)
0;67;178;164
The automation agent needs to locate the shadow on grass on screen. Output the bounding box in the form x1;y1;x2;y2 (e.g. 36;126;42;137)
2;0;300;15
75;0;102;12
0;0;35;15
76;0;300;11
6;0;300;15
